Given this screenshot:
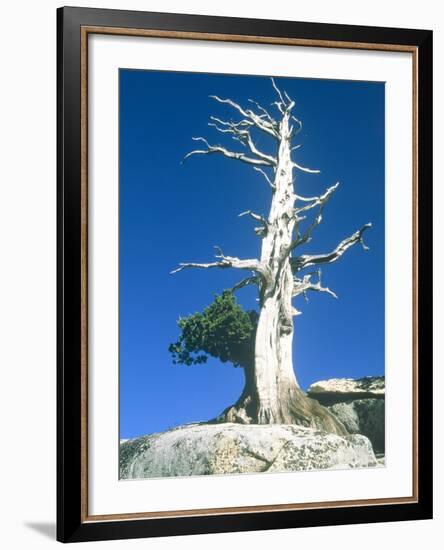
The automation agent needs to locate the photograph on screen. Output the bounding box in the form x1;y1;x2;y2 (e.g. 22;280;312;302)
118;70;386;480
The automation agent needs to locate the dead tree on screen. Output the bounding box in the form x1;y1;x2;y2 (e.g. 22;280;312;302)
172;79;371;434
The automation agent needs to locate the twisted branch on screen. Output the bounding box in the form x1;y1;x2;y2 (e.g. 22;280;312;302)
253;167;276;190
209;95;279;138
286;183;340;255
183;137;274;167
239;210;268;225
171;246;270;281
239;210;269;237
292;269;338;300
291;223;372;272
208;117;277;165
231;275;261;293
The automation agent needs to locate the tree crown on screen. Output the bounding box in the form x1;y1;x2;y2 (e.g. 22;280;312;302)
168;291;257;369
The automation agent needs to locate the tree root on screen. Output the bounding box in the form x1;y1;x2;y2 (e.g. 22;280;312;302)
210;387;347;436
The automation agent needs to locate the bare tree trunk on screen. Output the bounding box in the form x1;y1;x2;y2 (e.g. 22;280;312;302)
214;108;347;435
176;79;372;435
214;335;347;435
254;108;296;423
250;111;346;433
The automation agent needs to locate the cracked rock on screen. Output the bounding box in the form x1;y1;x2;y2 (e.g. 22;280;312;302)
120;422;377;479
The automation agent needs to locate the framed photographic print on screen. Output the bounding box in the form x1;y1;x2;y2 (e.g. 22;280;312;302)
57;6;433;543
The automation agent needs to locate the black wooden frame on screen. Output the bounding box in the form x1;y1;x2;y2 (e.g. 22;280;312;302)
57;6;433;543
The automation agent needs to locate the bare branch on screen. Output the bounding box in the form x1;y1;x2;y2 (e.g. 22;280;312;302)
247;99;276;123
283;90;293;105
253;167;276;190
208;118;277;165
291;116;303;132
271;77;286;106
294;192;323;202
292;161;321;174
295;183;339;215
292;270;338;300
291;223;372;271
287;183;340;254
231;275;261;292
209;116;251;130
210;95;279;138
171;261;228;274
244;133;277;165
208;117;251;139
208;122;235;135
239;210;269;236
271;101;285;115
183;137;273;167
171;246;267;279
239;210;268;225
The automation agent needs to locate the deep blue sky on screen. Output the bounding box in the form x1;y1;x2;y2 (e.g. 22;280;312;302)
119;70;385;439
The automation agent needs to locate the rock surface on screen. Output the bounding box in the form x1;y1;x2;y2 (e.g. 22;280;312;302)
307;376;385;454
307;376;385;404
120;422;378;479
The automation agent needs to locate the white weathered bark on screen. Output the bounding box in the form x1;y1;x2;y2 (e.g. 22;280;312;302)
253;100;298;423
173;79;371;433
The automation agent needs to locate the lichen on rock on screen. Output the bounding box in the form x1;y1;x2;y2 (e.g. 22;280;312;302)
120;422;378;480
307;376;385;454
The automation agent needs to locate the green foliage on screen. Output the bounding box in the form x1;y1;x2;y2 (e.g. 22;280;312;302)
168;291;258;369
